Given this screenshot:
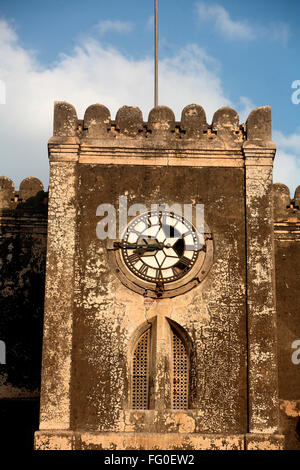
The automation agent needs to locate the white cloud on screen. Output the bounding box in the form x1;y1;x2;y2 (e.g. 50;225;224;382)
96;20;133;35
196;2;252;40
273;130;300;195
196;2;289;43
237;96;256;123
0;19;231;188
273;129;300;155
0;18;297;193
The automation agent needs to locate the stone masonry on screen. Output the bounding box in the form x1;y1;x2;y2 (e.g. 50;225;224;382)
0;102;299;450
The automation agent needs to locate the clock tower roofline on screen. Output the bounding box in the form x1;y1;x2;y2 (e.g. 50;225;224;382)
48;102;276;167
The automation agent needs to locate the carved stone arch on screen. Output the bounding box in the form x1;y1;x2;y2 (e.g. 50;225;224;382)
167;318;193;357
128;317;154;359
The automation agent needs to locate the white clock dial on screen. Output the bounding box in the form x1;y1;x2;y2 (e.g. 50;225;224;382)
121;211;200;284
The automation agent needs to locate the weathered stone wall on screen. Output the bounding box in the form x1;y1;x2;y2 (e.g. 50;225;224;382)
1;101;299;450
71;164;247;434
0;176;48;449
35;101;285;450
273;183;300;450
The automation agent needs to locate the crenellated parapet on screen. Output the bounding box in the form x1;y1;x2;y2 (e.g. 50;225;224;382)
0;176;48;212
48;102;276;163
273;183;300;221
273;183;300;241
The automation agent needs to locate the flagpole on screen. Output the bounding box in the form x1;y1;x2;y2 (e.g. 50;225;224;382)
155;0;158;107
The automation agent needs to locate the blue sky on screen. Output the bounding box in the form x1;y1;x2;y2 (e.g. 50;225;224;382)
0;0;300;193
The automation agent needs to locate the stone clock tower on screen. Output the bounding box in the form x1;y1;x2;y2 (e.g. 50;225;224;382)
34;102;284;450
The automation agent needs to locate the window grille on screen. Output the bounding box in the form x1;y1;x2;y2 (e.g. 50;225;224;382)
171;328;189;409
132;328;150;409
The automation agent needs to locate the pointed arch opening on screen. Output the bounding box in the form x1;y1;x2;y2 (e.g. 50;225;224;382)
131;327;151;410
170;324;190;410
129;317;193;411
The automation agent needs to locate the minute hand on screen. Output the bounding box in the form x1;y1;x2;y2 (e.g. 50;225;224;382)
113;241;165;251
134;243;164;254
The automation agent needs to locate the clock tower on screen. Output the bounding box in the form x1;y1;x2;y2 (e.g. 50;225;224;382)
35;102;284;450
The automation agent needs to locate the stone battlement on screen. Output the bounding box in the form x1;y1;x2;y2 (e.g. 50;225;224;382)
273;183;300;242
0;176;47;211
50;102;275;150
273;183;300;222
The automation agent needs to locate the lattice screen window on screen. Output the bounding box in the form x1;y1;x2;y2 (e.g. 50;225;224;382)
132;328;150;409
171;328;189;409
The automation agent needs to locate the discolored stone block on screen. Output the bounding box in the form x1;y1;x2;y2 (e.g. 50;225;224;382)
115;106;143;137
19;177;44;203
181;104;207;138
246;106;272;144
295;185;300;208
147;106;175;136
83;103;111;137
0;176;14;209
272;183;290;220
53;101;78;137
212;107;239;132
245;433;285;450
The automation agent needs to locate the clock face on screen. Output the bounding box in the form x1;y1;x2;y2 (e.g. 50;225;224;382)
120;211;201;284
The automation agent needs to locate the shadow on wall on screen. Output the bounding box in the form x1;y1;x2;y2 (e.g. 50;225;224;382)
0;398;40;451
0;176;48;451
296;418;300;441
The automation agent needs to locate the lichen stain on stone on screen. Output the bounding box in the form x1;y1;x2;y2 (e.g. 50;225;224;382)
173;413;196;433
280;400;300;418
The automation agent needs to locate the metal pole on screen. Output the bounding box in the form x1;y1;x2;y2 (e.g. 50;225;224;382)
155;0;158;107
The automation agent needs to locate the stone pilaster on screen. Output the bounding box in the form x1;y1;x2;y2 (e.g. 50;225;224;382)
244;108;281;437
39;154;78;429
38;102;79;430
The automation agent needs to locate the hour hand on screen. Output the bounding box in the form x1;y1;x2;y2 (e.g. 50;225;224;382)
112;241;162;252
134;243;162;255
112;239;165;254
113;241;138;250
134;239;166;255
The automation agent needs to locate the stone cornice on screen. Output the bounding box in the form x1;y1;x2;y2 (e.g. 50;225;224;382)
77;147;244;167
48;142;80;162
243;144;276;167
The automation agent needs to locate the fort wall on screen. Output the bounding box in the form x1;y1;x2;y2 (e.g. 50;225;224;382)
0;176;48;449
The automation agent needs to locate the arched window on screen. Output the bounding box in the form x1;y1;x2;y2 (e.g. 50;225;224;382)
171;327;189;409
131;327;151;410
130;319;191;410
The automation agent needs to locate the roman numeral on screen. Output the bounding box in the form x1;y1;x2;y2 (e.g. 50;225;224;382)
172;266;181;276
138;264;148;276
156;269;163;281
176;256;192;272
180;256;191;266
128;253;140;264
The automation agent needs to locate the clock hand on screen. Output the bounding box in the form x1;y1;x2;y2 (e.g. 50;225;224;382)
113;241;166;251
113;242;140;249
133;238;174;254
113;239;172;253
134;242;164;255
139;238;172;248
